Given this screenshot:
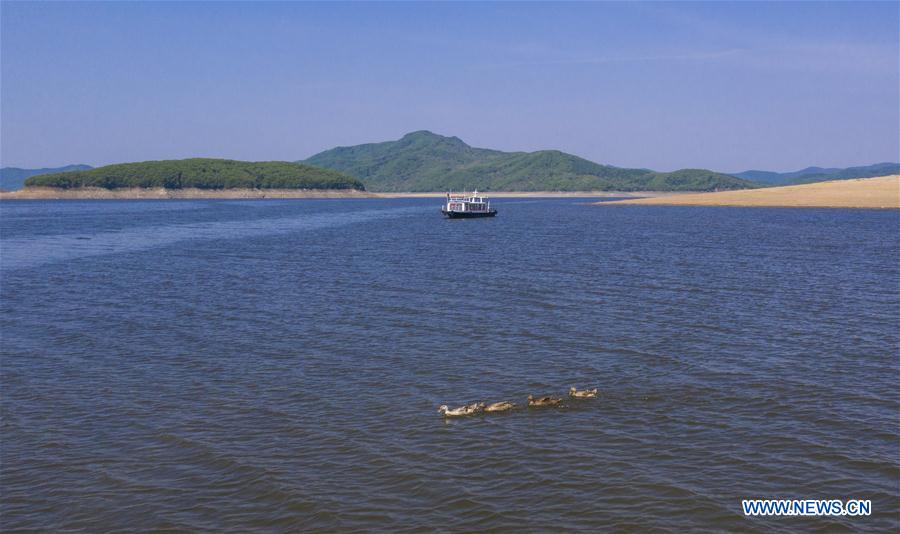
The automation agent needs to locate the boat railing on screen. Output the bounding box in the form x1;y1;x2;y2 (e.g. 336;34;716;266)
447;199;488;204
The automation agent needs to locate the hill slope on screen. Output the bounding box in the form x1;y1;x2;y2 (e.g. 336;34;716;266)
1;164;92;191
735;162;900;185
305;131;756;192
24;158;364;191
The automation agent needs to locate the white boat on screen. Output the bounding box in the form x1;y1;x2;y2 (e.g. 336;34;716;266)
441;191;497;218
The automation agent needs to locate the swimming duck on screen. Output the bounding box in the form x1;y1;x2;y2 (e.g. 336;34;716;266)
527;395;563;407
484;401;516;413
438;402;484;417
569;387;598;398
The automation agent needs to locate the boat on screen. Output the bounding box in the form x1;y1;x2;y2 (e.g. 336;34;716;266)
441;191;497;218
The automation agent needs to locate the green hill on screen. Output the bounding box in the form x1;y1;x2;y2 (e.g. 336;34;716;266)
304;131;756;192
790;163;900;184
25;158;364;191
735;162;900;185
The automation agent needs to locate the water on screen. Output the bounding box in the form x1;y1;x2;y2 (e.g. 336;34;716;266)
2;199;898;531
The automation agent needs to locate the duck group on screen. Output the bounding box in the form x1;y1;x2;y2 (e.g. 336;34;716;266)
439;386;598;417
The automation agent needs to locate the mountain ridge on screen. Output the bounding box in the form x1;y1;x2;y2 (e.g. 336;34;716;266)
734;162;900;185
304;131;756;192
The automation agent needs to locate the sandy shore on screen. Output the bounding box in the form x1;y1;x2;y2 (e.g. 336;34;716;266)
0;187;680;200
599;175;900;209
0;187;378;200
374;191;678;198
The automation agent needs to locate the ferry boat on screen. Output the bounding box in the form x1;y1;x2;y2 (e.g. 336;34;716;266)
441;191;497;218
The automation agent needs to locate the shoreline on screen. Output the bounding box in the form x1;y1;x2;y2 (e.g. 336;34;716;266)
0;187;377;200
372;191;681;198
0;187;683;200
598;175;900;209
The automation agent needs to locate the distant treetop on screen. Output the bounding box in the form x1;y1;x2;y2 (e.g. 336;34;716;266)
25;158;365;191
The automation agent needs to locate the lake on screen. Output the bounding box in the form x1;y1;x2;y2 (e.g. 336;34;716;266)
1;198;898;530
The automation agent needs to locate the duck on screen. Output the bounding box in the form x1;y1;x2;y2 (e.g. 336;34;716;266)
569;387;598;398
527;395;563;407
484;401;516;413
438;402;484;417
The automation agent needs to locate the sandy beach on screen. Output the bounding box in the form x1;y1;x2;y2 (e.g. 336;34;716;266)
0;188;677;200
600;175;900;209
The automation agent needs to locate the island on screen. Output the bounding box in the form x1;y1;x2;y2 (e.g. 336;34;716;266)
1;158;370;199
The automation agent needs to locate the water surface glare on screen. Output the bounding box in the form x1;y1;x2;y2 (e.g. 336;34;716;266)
1;199;898;531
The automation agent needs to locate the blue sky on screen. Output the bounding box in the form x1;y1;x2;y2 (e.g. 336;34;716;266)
1;1;898;172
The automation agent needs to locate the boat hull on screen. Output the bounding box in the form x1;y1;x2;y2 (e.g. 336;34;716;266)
442;209;497;219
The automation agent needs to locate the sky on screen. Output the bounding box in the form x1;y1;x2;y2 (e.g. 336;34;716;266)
1;1;898;173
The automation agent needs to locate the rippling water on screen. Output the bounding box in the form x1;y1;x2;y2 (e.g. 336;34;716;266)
1;199;898;531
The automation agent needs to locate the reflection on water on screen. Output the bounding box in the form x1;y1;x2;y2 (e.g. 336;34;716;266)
1;204;429;270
